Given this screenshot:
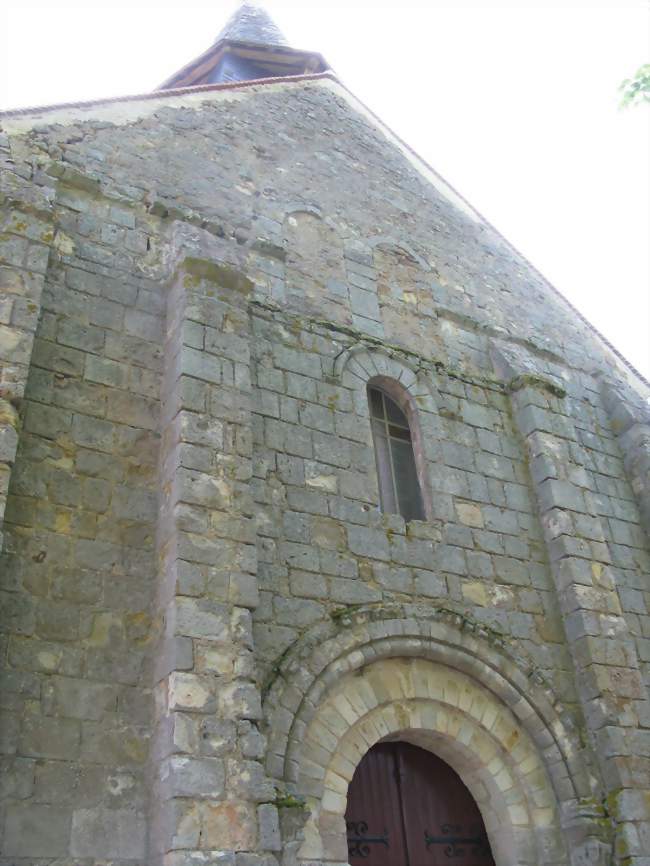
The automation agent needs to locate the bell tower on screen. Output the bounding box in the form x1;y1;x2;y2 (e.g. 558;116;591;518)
158;2;328;89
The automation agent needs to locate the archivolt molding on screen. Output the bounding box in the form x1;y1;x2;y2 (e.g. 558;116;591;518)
332;343;439;418
263;605;609;865
283;202;324;220
264;604;589;802
333;341;420;382
300;663;566;865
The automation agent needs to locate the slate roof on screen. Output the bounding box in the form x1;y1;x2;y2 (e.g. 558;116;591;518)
156;3;326;90
215;3;289;47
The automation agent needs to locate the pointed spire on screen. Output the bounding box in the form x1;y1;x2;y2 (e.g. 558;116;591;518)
216;3;289;47
158;2;328;91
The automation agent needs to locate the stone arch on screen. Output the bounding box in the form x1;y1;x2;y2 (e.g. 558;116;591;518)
263;605;610;866
333;343;440;431
366;235;430;271
302;660;564;865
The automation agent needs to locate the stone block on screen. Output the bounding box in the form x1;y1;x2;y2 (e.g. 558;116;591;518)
435;544;466;575
227;758;275;801
20;713;80;759
164;756;225;799
71;807;146;858
199;718;237;756
347;525;390;561
219;682;262;720
414;570;447;597
477;509;517;540
0;590;36;636
230;572;260;609
0;755;35;799
80;721;149;765
493;555;531;586
349;287;380;321
71;413;115;451
173;597;230;641
391;535;435;569
24;401;72;440
168;671;217;712
273;345;321;378
461;401;499;430
179;412;223;451
0;710;19;754
258;803;282;851
42;676;117;720
203;800;258;849
0;422;18;463
330;577;381;604
182;346;222;384
274;596;325;627
112;484;156;521
176;466;231;509
538;479;586;514
163;797;202;850
280;539;321;571
0;325;32;367
4;804;71;856
372;562;412;592
289;570;328;598
455;500;484;527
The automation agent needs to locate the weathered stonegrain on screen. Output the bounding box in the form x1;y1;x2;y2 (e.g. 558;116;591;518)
1;58;649;866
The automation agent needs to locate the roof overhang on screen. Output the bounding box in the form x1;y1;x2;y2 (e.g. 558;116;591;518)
158;38;329;90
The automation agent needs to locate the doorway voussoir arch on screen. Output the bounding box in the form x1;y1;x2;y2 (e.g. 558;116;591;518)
297;658;567;865
263;606;611;866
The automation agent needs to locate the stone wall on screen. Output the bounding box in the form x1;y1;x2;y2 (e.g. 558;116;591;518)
1;77;650;864
0;165;162;859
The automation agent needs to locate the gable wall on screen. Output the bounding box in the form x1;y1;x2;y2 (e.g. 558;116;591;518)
1;78;649;864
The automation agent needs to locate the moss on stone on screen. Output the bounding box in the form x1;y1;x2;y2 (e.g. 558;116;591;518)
507;373;567;399
0;397;20;429
252;238;287;262
330;603;364;622
47;162;101;194
273;792;306;809
183;257;254;294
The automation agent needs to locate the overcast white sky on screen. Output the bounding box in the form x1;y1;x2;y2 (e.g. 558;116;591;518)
1;0;649;379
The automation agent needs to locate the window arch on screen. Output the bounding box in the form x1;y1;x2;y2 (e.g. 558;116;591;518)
367;380;426;521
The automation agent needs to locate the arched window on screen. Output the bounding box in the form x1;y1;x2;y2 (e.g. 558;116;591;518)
368;384;425;521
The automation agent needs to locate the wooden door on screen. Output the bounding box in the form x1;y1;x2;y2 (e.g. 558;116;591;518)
345;741;495;866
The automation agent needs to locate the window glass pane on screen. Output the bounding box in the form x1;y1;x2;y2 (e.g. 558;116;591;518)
391;439;425;521
369;387;385;420
368;384;425;522
384;394;408;427
373;426;397;514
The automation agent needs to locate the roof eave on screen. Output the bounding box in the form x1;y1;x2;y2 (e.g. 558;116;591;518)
0;71;338;121
157;39;328;91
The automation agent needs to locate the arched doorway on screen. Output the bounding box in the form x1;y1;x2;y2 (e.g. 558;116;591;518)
345;741;496;866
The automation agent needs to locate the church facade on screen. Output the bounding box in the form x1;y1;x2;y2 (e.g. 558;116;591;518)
1;6;650;865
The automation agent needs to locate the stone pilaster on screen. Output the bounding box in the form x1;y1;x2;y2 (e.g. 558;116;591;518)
0;195;52;551
151;233;277;866
600;375;650;539
500;362;650;864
